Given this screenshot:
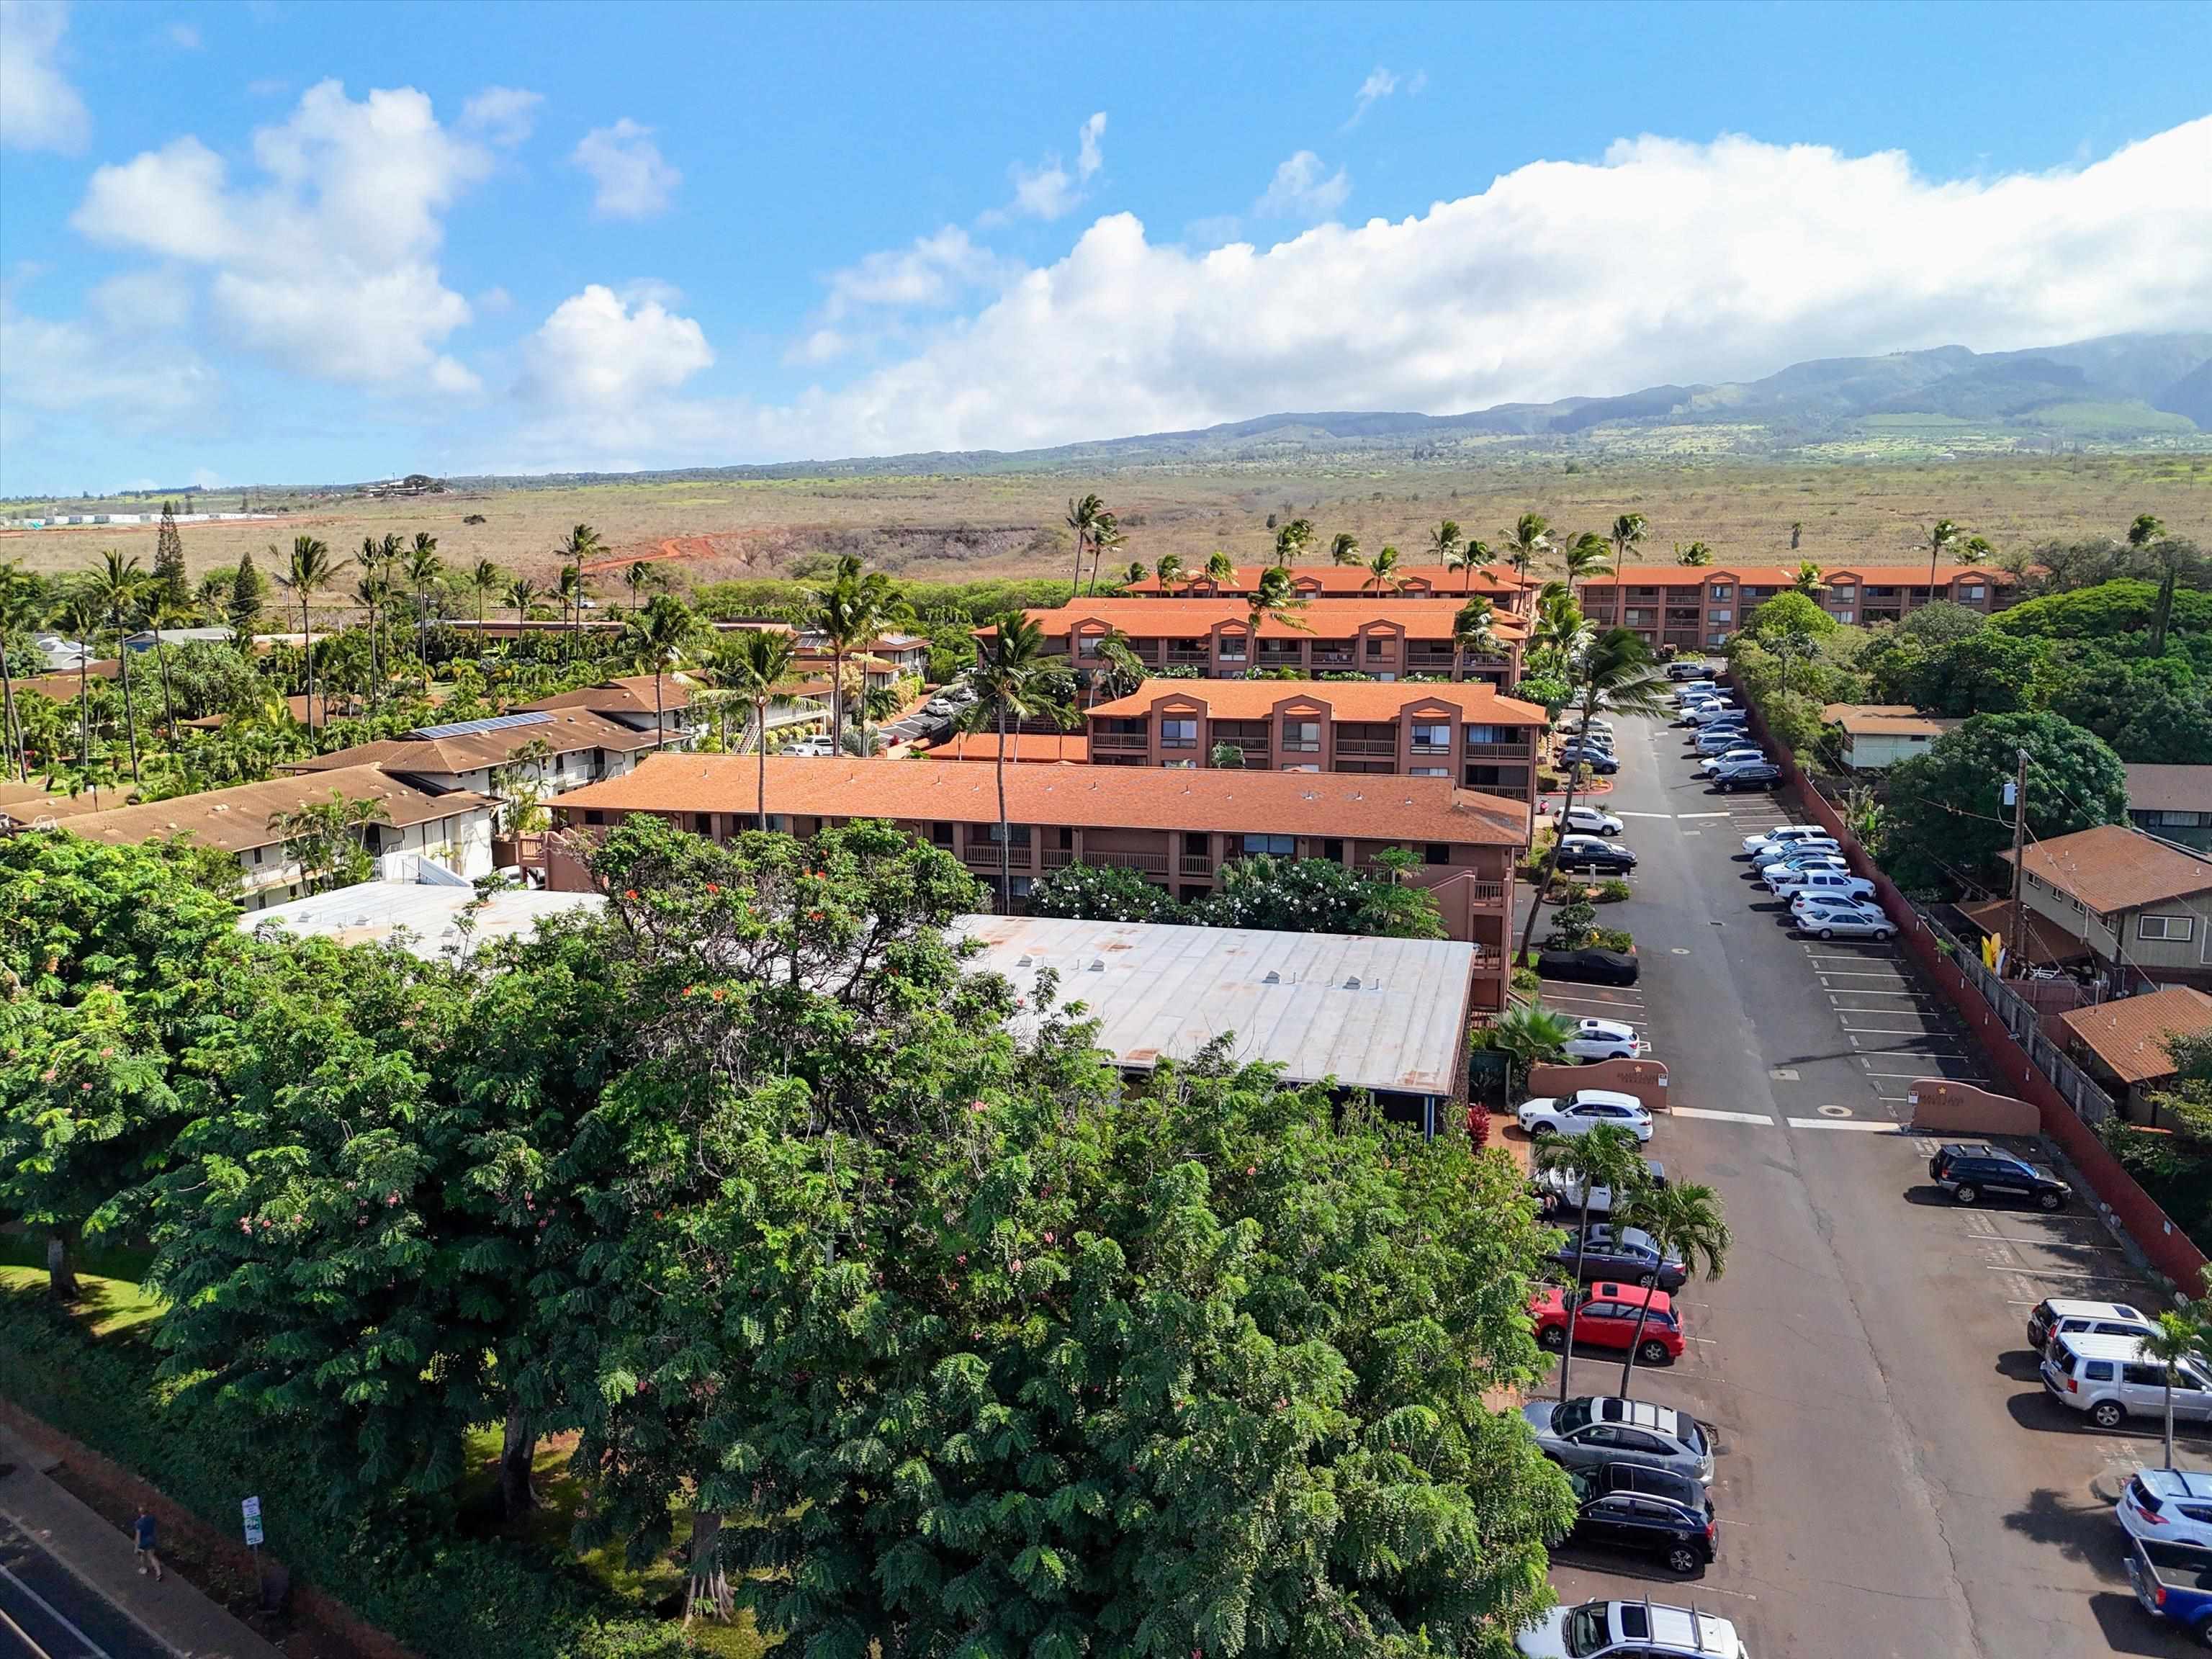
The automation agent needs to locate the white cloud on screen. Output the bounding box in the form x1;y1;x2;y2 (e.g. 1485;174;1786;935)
516;284;712;408
1345;68;1395;129
461;85;541;148
822;225;1007;319
997;112;1107;222
167;21;201;49
0;287;217;428
1255;150;1350;220
1;1;91;152
71;81;489;393
572;118;678;219
493;118;2212;472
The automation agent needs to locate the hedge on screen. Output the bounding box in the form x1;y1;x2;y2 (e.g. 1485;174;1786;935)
0;1288;691;1659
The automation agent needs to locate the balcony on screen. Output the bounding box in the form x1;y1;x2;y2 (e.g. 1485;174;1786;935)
1166;646;1211;664
1085;848;1169;874
1311;644;1355;667
1040;848;1073;868
1280;737;1321;754
1179;854;1215;878
1336;736;1398;757
1256;647;1304;666
1089;731;1150;752
1405;651;1457;672
1463;739;1532;760
1470;782;1530;801
963;842;1032;871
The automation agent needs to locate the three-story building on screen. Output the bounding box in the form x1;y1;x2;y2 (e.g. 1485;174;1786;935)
1576;564;2019;652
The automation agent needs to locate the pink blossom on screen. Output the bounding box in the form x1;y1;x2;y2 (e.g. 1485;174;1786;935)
956;1253;967;1264
239;1220;252;1233
386;1193;399;1206
99;1046;113;1057
1010;1257;1023;1272
80;1082;92;1092
1042;1231;1055;1245
40;1069;55;1082
1246;1166;1256;1176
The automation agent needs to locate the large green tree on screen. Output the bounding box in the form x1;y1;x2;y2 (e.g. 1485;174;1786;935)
1881;711;2128;894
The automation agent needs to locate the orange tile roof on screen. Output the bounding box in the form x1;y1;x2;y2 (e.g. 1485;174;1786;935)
924;733;1090;763
1123;563;1521;597
2005;824;2212;914
1087;678;1548;725
2056;986;2212;1086
1580;564;2017;590
994;598;1528;643
60;766;495;855
548;753;1529;845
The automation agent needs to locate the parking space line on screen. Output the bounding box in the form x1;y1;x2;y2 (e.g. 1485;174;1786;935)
1785;1117;1905;1132
1982;1264;2135;1280
1671;1107;1776;1125
1822;989;1940;999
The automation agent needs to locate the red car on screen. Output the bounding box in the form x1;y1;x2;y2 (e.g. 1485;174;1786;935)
1529;1280;1686;1364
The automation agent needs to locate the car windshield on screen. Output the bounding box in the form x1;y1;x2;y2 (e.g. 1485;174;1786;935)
1562;1604;1614;1658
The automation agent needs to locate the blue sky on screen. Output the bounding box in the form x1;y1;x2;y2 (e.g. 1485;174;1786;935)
3;0;2208;494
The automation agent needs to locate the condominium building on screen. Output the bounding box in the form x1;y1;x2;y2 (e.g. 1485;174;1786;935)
1576;564;2019;652
542;753;1529;1007
1120;563;1525;604
284;708;662;821
1085;679;1548;803
988;598;1526;687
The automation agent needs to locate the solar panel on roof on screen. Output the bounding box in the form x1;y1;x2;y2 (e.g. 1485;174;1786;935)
405;710;554;741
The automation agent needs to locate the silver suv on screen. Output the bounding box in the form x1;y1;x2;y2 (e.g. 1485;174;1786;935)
1516;1599;1750;1658
2043;1331;2212;1431
1524;1395;1715;1485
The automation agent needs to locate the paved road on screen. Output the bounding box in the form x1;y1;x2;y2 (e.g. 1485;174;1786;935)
0;1519;170;1659
1528;711;2194;1658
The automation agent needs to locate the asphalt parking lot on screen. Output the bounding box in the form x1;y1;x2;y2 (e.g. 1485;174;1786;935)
1527;709;2193;1658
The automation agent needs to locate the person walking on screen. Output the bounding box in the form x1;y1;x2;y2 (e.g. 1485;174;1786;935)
133;1505;163;1581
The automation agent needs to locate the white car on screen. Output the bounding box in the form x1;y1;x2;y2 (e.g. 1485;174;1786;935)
1560;805;1625;837
1516;1601;1748;1659
1777;869;1877;905
1671;683;1718;704
1563;1017;1643;1062
1758;849;1847;878
1516;1089;1654;1143
1699;747;1764;774
1683;703;1742;727
1743;824;1828;856
2117;1469;2212;1548
1793;901;1895;941
1761;858;1853;893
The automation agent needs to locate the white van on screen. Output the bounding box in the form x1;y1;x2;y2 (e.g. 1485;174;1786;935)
2043;1331;2212;1431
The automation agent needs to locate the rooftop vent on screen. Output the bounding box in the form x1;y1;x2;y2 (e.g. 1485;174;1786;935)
1262;970;1280;984
1343;975;1362;989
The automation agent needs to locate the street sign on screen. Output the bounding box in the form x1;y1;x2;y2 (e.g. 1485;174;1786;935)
241;1495;264;1548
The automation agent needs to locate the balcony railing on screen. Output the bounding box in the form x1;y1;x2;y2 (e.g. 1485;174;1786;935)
1086;848;1169;874
1179;854;1215;878
1089;731;1149;752
1336;736;1398;757
1040;848;1073;868
1280;737;1321;752
1406;651;1457;669
1463;740;1532;760
963;842;1031;869
1166;647;1210;663
1468;782;1531;801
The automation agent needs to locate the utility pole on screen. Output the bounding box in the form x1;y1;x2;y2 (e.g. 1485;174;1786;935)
2005;746;2029;979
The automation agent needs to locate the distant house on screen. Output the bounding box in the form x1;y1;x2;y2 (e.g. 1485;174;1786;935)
121;626;236;652
2126;765;2212;853
2001;824;2212;992
519;673;698;744
2055;985;2212;1121
1817;704;1961;770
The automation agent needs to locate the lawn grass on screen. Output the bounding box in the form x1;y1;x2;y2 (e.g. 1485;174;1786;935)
0;1262;164;1336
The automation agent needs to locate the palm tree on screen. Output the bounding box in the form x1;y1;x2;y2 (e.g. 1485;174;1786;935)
1205;549;1235;586
1609;512;1649;581
1488;1002;1575;1091
964;612;1053;908
55;587;103;793
1428;520;1462;572
1244;565;1307;670
1532;1123;1648;1401
2141;1310;2207;1470
1361;544;1405;595
354;568;394;716
1091;628;1148;701
1789;561;1825;596
1562;531;1611;585
405;533;442;695
1123;559;1146;588
505;575;539;639
1956;534;1993;568
469;559;502;665
1675;541;1714;567
1922;518;1961;590
1452;595;1499;683
623;594;703;751
1273;518;1314;569
1329;532;1361;567
280;536;343;742
626;559;655;613
556;562;583;665
1517;627;1672;961
1087;511;1123;595
813;563;892;756
1064;493;1102;593
0;561;34;782
719;628;799;828
1501;513;1552;612
1613;1182;1730;1390
1449;534;1493;596
89;550;149;781
145;591;194;739
1154;553;1185;593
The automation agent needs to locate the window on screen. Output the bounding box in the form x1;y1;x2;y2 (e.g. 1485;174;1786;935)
1323;838;1344;863
1464;724;1502;745
2085;1360;2116;1382
2156;809;2209;827
1243;833;1295;855
1010;876;1033;899
1281;719;1321;751
986;822;1032;846
1161;718;1198;749
2126;1364;2170;1389
1075;634;1103;657
1833;610;1855;624
930;822;954;847
2141;914;2196;942
1216;634;1248;661
1962;584;1985;600
1707;583;1732;598
251;845;265;865
1411;721;1452;752
1411;766;1448;778
1364;636;1390;660
1424;842;1452;866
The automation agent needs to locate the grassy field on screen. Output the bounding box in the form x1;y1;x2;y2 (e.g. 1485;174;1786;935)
5;451;2206;596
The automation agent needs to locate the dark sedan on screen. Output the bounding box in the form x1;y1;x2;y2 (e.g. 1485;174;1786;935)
1559;746;1621;774
1553;1223;1689;1291
1556;836;1637;874
1712;761;1783;791
1538;948;1640;986
1563;1462;1718;1576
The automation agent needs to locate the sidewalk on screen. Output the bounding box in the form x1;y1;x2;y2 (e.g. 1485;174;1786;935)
0;1420;286;1659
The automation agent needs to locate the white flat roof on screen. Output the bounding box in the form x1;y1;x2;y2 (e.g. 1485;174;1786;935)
953;914;1474;1097
240;881;606;960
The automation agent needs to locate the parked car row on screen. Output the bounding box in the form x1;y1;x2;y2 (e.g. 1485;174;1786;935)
1671;686;1782;793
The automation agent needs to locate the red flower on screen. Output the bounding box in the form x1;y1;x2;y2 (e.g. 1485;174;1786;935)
623;889;637;900
706;883;720;894
711;988;726;1002
1042;1231;1056;1245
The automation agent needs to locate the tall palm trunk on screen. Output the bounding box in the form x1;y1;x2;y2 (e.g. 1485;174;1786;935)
2165;1376;2178;1470
0;634;24;783
113;633;142;781
476;593;488;667
654;667;667;751
996;703;1012;910
76;654;92;796
755;698;769;828
47;1226;78;1300
829;644;844;757
365;594;380;717
499;1403;537;1516
153;637;178;739
302;593;318;741
1518;684;1595;962
1619;1289;1664;1393
1558;1191;1596;1402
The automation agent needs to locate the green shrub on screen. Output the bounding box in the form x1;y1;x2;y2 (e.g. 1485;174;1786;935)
1594;927;1635;953
1595;878;1632;904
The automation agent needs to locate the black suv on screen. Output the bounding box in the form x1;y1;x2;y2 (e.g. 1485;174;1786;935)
1555;1223;1689;1290
1928;1143;2068;1212
1564;1460;1717;1575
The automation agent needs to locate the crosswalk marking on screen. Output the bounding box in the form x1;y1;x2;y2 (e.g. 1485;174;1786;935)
1671;1107;1776;1125
1785;1116;1905;1133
